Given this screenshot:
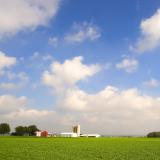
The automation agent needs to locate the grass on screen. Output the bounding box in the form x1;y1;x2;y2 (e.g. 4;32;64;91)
0;137;160;160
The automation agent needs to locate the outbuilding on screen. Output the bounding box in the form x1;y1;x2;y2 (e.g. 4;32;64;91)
60;132;78;137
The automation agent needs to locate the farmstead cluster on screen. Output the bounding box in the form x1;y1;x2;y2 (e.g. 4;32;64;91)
36;125;101;138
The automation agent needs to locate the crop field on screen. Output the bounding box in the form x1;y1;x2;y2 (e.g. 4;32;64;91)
0;137;160;160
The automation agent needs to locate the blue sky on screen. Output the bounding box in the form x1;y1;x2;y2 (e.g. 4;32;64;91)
1;0;160;135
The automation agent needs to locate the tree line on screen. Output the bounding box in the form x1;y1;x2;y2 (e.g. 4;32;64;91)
0;123;39;136
147;132;160;138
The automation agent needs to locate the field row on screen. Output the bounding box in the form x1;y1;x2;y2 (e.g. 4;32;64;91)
0;137;160;160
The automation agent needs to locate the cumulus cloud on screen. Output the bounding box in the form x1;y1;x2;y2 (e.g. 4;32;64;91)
57;86;160;135
29;52;53;71
0;53;16;68
0;94;53;130
0;95;27;114
0;0;60;38
42;56;101;93
0;51;16;72
143;78;160;88
64;22;101;43
131;9;160;53
58;88;88;111
6;109;49;119
0;95;48;118
0;51;29;90
0;94;73;132
41;57;160;135
5;71;29;81
2;85;160;135
0;71;30;91
1;56;160;135
116;58;138;73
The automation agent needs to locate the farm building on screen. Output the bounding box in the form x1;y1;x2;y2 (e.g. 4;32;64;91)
36;125;100;138
60;125;101;138
36;131;48;137
60;125;80;137
72;125;80;136
60;132;78;137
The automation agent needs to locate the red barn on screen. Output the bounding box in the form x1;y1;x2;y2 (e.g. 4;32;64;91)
41;131;48;137
36;131;48;137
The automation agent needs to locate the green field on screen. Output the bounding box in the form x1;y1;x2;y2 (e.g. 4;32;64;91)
0;137;160;160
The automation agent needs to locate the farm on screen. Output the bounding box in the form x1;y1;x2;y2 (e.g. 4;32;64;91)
0;137;160;160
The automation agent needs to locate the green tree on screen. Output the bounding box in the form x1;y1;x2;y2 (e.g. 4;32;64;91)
15;125;39;136
23;126;29;136
0;123;10;135
28;125;39;136
15;126;26;136
147;132;160;138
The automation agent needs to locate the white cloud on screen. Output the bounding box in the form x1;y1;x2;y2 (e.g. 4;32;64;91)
59;88;88;111
2;56;160;135
56;85;160;135
0;53;29;90
0;53;16;77
30;52;53;61
42;56;101;93
41;57;160;135
6;71;29;81
0;51;16;72
0;95;48;119
143;78;160;88
28;52;54;70
0;83;17;90
0;94;51;127
48;37;59;47
64;22;101;43
2;85;160;135
0;0;60;38
116;58;138;73
132;9;160;53
6;109;49;119
1;71;29;90
0;95;27;114
0;94;71;132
